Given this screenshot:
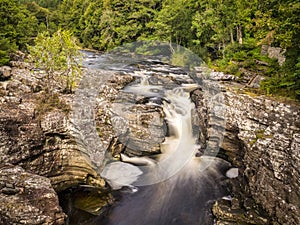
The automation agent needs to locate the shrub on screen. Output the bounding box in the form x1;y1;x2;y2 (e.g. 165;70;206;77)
35;93;70;118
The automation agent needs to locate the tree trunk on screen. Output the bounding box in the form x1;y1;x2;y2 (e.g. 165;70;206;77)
222;41;226;59
169;40;175;54
46;15;49;31
230;29;234;44
237;25;243;45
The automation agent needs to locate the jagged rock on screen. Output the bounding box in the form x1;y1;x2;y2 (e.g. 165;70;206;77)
10;51;26;62
193;82;300;225
111;103;165;156
210;71;236;81
95;72;135;149
220;89;300;225
0;66;12;80
213;199;268;225
0;163;66;225
220;128;244;166
30;110;105;191
262;45;286;66
0;68;111;186
0;66;112;191
0;66;114;224
10;61;31;69
192;88;227;157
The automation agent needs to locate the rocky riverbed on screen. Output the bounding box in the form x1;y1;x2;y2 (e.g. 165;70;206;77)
0;55;299;225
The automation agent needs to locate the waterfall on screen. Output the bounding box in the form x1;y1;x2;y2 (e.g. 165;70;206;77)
98;76;232;225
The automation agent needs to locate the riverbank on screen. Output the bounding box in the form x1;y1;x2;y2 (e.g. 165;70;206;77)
0;55;299;224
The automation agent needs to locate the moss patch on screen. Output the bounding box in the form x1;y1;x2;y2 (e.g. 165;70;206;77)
35;93;70;119
250;130;274;146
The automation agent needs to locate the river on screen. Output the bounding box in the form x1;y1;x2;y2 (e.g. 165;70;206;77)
65;45;234;225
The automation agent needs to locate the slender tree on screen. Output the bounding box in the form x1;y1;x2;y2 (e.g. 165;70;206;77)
28;30;82;93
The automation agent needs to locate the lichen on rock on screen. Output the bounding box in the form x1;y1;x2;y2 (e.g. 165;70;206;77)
0;163;66;225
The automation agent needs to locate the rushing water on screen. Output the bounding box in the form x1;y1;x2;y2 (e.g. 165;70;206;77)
97;73;231;225
68;49;233;225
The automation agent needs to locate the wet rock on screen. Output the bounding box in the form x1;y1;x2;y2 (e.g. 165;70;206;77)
192;88;227;157
213;199;269;225
95;72;135;149
225;168;239;178
0;164;66;225
112;103;165;155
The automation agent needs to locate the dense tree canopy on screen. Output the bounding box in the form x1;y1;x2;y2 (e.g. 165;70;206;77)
0;0;38;65
1;0;299;99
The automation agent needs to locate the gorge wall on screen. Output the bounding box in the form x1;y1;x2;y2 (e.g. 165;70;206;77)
226;90;299;225
205;87;299;225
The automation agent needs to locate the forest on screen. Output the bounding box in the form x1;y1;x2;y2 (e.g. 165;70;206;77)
1;0;299;99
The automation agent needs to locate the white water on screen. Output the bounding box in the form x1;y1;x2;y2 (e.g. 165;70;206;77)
98;76;232;225
101;76;200;187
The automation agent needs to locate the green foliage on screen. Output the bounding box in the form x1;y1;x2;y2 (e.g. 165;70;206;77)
96;0;161;50
59;0;90;38
18;0;61;9
78;1;104;49
170;47;201;69
213;58;240;76
261;47;300;99
148;0;196;46
0;39;17;66
0;0;38;65
58;0;162;50
23;1;59;34
28;30;82;93
2;0;300;100
255;0;300;48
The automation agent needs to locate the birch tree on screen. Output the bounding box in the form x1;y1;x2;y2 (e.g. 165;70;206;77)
28;30;82;93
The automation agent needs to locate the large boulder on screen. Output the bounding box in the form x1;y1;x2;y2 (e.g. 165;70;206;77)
0;163;66;225
0;66;12;80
